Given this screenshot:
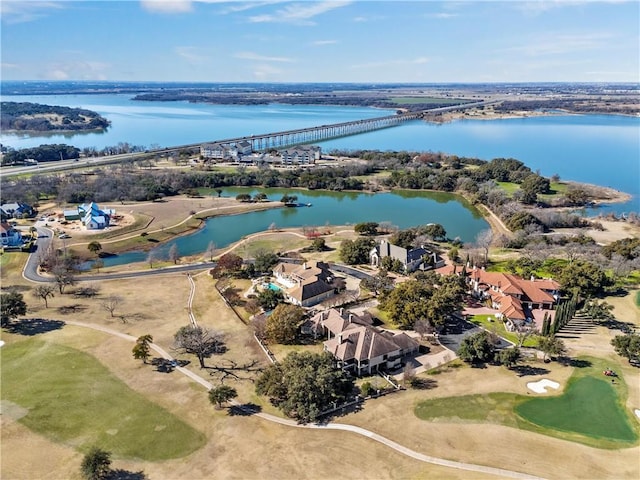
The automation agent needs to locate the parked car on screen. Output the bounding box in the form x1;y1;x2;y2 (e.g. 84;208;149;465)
59;233;70;239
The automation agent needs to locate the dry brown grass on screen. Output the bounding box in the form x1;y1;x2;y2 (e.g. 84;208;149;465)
4;235;640;479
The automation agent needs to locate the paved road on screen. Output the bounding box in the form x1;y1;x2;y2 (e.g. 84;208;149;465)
23;226;215;283
60;319;544;480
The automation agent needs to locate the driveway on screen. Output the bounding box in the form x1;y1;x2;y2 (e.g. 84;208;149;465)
439;315;512;353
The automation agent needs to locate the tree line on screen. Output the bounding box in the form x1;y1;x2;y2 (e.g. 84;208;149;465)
1;102;110;132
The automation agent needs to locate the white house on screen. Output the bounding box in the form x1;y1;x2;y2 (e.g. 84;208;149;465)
272;261;339;307
279;145;321;165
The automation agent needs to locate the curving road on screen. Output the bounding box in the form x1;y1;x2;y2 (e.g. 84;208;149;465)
62;318;544;480
23;226;215;283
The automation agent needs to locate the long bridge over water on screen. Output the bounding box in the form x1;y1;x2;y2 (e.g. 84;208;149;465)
202;100;490;152
0;100;492;177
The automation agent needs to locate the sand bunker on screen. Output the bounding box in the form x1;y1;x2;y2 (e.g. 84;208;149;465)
635;409;640;420
527;379;560;394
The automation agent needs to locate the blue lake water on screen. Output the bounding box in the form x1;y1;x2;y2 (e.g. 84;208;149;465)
2;92;638;266
100;188;487;267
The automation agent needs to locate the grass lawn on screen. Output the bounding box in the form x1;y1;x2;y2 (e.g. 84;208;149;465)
516;376;637;442
415;356;639;449
1;338;206;460
496;181;568;201
468;314;538;347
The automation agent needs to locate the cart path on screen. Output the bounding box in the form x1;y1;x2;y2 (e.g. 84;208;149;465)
61;319;544;480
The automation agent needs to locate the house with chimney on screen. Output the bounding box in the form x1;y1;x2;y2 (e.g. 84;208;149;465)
0;222;23;247
302;308;419;376
272;260;342;307
437;264;561;332
370;239;444;273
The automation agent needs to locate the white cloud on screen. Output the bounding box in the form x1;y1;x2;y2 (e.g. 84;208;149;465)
249;1;351;25
351;57;429;69
0;1;65;24
312;40;338;46
140;0;193;14
424;12;458;19
353;14;384;22
252;63;284;79
140;0;289;15
503;33;614;56
45;60;111;81
174;46;210;64
235;51;295;62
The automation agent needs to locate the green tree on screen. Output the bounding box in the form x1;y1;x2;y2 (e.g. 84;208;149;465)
208;384;238;409
309;237;326;252
611;334;640;364
537;335;566;362
458;331;495;364
80;446;111;480
33;284;55;308
265;303;304;344
132;334;153;364
0;291;27;325
87;241;102;256
339;237;375;265
389;229;416;250
582;299;615;322
255;351;354;423
421;223;447;241
174;325;225;368
553;260;612;297
354;222;379;235
498;347;521;367
253;250;279;273
360;269;394;296
257;288;284;310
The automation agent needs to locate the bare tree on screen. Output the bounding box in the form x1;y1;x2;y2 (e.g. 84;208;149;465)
475;229;493;266
174;325;225;368
33;284;55;308
168;244;179;265
146;251;157;269
204;241;217;262
52;266;75;294
101;295;124;319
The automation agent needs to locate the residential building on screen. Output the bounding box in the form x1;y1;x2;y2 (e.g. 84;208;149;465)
272;260;341;307
370;239;444;273
304;308;419;376
236;140;253;155
279;145;321;165
437;265;561;332
200;143;231;160
1;202;35;219
0;222;23;247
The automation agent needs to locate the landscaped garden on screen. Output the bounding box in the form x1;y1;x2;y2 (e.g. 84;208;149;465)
415;357;639;449
1;338;206;460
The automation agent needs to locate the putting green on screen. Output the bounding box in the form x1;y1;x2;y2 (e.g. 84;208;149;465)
516;376;637;442
1;339;206;460
415;358;639;448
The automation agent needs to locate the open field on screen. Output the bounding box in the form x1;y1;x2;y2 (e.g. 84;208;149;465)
1;338;206;460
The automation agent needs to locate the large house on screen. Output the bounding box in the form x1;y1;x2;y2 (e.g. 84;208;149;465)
279;146;321;165
0;222;23;247
438;265;561;332
370;239;444;273
303;308;419;376
201;143;238;161
272;261;341;307
1;202;35;219
63;202;114;230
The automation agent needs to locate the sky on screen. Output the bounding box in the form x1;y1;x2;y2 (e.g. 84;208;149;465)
1;0;639;83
